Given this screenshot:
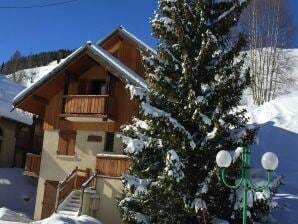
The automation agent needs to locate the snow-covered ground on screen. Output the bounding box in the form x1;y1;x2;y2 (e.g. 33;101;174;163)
0;169;36;220
0;208;102;224
32;214;102;224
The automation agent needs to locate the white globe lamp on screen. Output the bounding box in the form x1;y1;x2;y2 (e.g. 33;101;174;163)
216;150;232;168
261;152;279;171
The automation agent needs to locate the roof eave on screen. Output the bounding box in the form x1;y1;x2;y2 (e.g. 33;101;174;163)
96;26;156;55
12;46;88;107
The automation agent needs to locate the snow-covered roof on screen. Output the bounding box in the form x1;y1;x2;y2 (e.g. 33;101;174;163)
13;42;147;107
0;76;32;125
96;26;157;55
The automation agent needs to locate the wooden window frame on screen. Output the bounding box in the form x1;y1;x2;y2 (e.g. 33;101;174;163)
57;131;77;156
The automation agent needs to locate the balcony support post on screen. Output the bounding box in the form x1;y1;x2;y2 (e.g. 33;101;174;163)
61;70;70;114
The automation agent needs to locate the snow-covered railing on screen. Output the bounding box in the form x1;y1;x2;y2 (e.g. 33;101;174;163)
23;153;41;177
55;167;91;210
96;154;129;177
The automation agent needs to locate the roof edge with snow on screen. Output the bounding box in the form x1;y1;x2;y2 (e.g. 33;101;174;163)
96;26;157;55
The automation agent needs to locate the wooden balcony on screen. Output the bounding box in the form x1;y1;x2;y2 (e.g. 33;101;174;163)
23;153;41;177
96;154;129;177
61;95;116;119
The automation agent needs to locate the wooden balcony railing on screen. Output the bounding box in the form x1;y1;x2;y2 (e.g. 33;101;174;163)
23;153;41;177
62;95;117;118
96;154;129;177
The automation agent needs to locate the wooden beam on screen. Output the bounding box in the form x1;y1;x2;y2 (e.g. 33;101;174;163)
107;41;122;54
61;71;70;114
66;69;81;81
59;120;119;132
32;94;49;105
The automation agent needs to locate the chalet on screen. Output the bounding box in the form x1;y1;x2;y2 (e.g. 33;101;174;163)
12;26;154;223
0;76;42;168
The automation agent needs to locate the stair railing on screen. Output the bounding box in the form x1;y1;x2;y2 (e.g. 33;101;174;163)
78;170;98;215
55;167;91;212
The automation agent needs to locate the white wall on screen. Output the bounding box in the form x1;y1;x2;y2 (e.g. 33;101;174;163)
34;129;123;220
81;177;123;224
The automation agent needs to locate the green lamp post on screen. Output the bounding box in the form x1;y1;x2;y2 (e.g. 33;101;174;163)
216;147;278;224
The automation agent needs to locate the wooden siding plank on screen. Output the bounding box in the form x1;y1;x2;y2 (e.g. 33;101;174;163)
24;154;41;175
96;155;128;177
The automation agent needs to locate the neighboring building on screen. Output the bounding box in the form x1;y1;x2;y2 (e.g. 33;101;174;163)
13;27;153;223
0;75;42;167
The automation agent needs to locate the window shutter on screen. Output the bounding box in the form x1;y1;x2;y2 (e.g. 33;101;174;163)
57;131;76;155
57;132;67;155
67;133;76;156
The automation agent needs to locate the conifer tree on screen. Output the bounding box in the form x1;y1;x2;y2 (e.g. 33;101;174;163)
119;0;279;223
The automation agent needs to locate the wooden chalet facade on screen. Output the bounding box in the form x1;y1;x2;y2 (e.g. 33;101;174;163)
13;27;153;223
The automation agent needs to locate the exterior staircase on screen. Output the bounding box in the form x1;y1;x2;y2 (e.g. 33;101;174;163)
56;190;81;216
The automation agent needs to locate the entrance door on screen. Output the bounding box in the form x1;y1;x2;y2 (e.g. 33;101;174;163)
41;180;59;219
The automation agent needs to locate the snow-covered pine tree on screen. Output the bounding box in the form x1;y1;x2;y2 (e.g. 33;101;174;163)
119;0;279;223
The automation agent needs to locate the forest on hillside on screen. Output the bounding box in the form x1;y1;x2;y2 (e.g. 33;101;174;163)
0;49;73;76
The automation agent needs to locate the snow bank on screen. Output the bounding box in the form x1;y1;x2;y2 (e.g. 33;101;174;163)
246;89;298;221
0;209;102;224
32;214;102;224
0;207;32;223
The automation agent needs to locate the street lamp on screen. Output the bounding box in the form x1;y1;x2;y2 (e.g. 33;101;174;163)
216;147;278;224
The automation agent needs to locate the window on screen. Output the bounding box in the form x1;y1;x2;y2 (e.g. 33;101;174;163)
89;80;106;95
78;80;106;95
104;132;114;152
57;131;76;156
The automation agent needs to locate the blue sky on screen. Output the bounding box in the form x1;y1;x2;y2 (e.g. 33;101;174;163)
0;0;297;63
0;0;158;63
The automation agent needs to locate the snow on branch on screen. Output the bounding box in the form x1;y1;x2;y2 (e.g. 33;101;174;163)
164;149;185;182
122;175;152;196
124;138;145;154
214;5;236;23
228;124;255;144
127;85;196;149
127;85;148;101
141;101;196;149
191;198;207;213
133;212;151;224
